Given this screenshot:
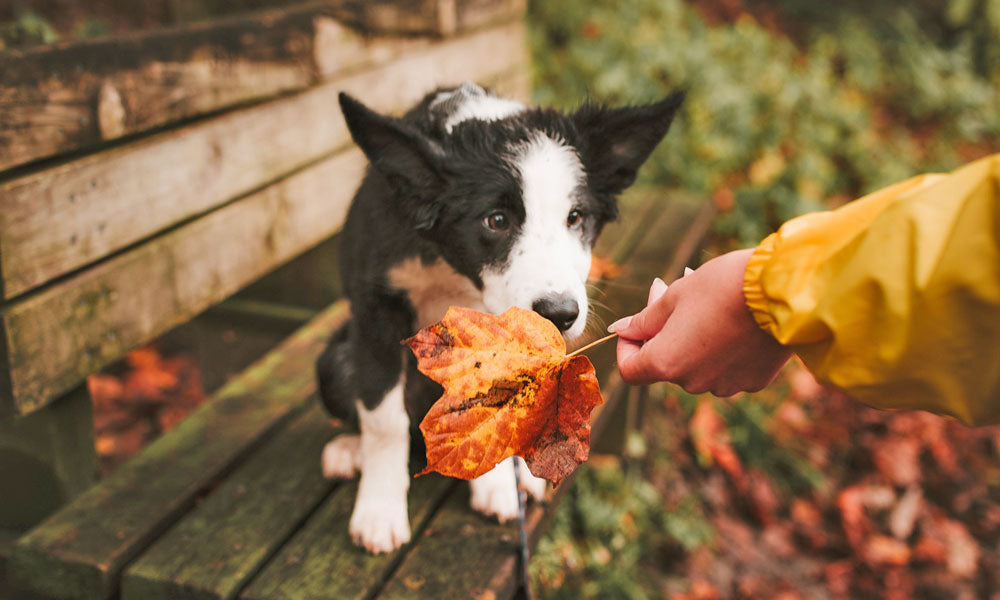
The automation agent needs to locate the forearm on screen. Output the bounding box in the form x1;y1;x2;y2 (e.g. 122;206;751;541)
743;154;1000;425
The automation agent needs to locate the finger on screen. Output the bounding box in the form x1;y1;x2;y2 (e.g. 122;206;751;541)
617;334;669;385
647;277;668;304
608;278;667;335
612;284;678;340
616;337;643;378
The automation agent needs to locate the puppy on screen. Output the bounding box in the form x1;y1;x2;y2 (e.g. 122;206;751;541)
317;82;683;553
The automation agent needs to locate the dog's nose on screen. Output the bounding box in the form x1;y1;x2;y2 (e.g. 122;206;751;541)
532;295;580;332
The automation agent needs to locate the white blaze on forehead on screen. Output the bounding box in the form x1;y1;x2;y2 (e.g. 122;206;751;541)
481;133;593;339
430;82;525;132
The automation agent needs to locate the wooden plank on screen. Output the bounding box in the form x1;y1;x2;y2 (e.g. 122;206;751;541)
376;486;523;599
0;20;528;300
0;6;421;175
0;148;364;417
8;301;349;600
0;0;527;173
0;56;529;419
121;402;339;600
239;474;457;600
359;0;526;36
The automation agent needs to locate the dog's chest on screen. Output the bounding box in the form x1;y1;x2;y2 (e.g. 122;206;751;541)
388;257;484;329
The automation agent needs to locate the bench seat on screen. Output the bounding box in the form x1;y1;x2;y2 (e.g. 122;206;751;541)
9;188;710;600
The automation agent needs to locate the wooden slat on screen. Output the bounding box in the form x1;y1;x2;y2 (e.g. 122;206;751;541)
0;20;527;300
121;402;339;600
376;487;523;599
359;0;526;35
9;301;349;600
0;148;363;417
0;65;528;420
239;475;456;600
0;0;528;174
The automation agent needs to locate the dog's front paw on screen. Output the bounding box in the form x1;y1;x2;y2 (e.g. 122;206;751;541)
321;434;361;479
349;497;411;554
517;459;548;502
470;458;521;522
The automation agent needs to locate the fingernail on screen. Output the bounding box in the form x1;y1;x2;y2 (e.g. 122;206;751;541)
684;267;694;276
650;277;668;301
608;316;632;333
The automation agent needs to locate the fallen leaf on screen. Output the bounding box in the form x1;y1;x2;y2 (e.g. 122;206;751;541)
689;399;744;482
406;306;603;484
889;485;923;540
862;534;911;567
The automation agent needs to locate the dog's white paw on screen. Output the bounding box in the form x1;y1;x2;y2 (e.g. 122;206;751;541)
517;460;548;502
470;458;520;522
349;496;411;554
321;434;361;479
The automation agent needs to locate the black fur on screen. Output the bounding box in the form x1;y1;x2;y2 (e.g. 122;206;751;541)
316;85;684;435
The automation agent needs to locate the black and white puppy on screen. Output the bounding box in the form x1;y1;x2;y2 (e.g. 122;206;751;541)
317;82;683;553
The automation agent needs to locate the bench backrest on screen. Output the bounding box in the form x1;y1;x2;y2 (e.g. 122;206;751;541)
0;0;529;419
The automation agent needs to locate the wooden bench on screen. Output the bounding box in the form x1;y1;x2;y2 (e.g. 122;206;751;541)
0;2;713;598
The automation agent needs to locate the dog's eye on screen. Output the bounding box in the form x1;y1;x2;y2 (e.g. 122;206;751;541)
567;209;583;229
484;212;510;232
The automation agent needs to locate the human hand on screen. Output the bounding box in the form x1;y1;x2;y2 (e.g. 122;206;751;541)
612;249;793;396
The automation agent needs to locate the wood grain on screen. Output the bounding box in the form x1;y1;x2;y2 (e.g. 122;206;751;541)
0;0;528;173
239;475;456;600
0;20;527;300
121;402;340;600
9;301;349;600
0;148;366;417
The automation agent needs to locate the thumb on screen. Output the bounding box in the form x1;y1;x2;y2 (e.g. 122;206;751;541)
610;282;678;341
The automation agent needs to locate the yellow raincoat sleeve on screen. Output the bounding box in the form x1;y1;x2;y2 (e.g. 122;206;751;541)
743;153;1000;426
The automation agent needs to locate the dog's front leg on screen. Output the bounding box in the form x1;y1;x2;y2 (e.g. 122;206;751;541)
350;374;412;553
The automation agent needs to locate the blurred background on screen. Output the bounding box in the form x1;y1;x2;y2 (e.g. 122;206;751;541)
4;1;999;598
528;1;1000;598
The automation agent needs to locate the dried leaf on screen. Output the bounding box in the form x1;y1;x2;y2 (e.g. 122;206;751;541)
406;306;604;484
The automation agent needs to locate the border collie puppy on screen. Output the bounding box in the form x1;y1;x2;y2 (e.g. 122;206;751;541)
317;82;683;553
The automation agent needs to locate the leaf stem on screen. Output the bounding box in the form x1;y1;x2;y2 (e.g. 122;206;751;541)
566;332;618;358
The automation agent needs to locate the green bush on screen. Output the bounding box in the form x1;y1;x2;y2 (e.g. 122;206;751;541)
529;0;1000;245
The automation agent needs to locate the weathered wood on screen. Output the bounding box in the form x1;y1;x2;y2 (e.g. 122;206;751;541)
239;474;457;600
9;301;349;600
356;0;526;36
121;402;339;600
0;4;398;173
0;0;528;174
0;386;97;531
376;486;523;599
0;148;364;417
0;20;528;301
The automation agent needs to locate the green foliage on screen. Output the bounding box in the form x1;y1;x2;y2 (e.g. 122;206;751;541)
528;0;1000;245
0;12;57;50
531;458;714;599
75;18;111;40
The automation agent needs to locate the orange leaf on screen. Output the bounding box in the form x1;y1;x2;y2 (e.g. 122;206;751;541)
405;306;604;484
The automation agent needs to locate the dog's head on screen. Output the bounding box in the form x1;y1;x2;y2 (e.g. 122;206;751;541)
339;83;683;339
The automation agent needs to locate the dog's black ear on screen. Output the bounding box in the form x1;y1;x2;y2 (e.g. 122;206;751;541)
572;91;685;196
339;93;445;229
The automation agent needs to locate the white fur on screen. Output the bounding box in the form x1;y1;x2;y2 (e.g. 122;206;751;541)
322;433;360;479
350;375;412;554
481;133;592;338
431;82;525;132
470;457;548;522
